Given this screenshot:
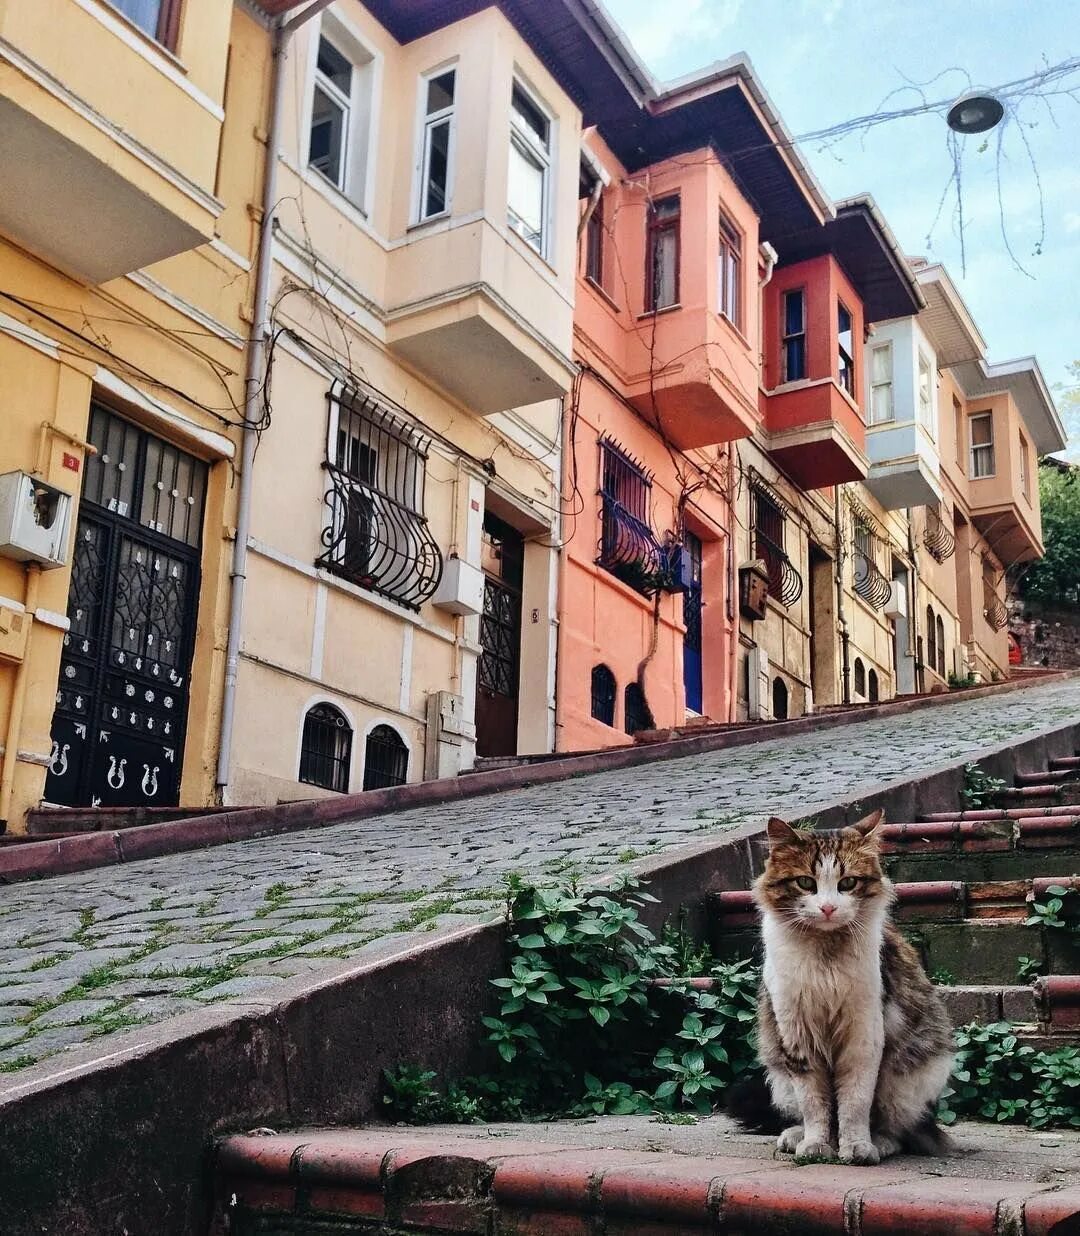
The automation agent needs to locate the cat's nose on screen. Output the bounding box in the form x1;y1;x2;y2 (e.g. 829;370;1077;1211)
819;903;836;918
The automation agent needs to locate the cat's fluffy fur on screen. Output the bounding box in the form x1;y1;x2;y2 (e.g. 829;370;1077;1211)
735;810;954;1164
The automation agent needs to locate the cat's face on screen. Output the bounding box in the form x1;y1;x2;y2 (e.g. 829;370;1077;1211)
757;811;888;933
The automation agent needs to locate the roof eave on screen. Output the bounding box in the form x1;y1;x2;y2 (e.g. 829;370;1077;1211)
915;262;987;359
835;193;925;315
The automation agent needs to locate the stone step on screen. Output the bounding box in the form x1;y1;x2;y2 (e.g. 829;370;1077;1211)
1050;755;1080;771
922;804;1080;821
214;1127;1080;1236
1016;768;1080;786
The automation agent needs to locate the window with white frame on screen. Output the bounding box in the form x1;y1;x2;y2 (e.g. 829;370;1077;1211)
837;301;855;394
917;353;935;438
1019;429;1031;499
308;25;374;207
868;343;893;424
508;81;552;255
970;411;995;478
718;210;742;330
417;67;456;221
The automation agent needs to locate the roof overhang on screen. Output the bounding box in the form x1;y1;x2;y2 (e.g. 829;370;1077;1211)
913;263;986;366
952;356;1067;456
771;194;924;323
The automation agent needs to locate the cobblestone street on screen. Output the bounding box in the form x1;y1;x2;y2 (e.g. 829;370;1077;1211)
2;679;1079;1073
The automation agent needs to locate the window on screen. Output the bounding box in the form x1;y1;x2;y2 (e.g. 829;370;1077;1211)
508;82;551;255
591;665;616;727
935;614;946;679
624;683;653;735
917;354;934;438
868;344;893;424
970;411;995;478
752;484;803;607
953;395;964;465
781;289;806;382
362;724;408;790
868;669;879;703
837;302;854;395
108;0;181;48
926;605;937;676
309;37;353;191
1019;431;1031;498
772;676;789;721
983;557;1007;630
418;68;456;220
646;195;680;311
586;193;604;285
300;703;352;793
318;386;443;610
853;658;866;698
718;210;742;330
598;442;661;593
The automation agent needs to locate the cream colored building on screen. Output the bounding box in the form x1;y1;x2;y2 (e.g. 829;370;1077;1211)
224;0;583;802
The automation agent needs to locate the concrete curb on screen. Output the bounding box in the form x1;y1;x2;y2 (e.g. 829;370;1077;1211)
2;717;1079;1234
213;1129;1080;1236
4;669;1078;884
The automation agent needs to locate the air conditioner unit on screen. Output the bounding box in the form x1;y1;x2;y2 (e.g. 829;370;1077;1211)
431;555;484;616
884;579;907;619
0;472;73;568
747;646;770;720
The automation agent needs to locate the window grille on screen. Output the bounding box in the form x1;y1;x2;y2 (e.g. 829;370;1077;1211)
597;441;663;594
362;724;408;790
318;384;443;610
624;682;653;735
300;703;352;793
923;506;955;562
982;555;1008;630
590;665;616;727
751;481;803;607
850;511;891;611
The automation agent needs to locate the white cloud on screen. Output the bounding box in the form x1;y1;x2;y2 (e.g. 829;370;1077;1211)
607;0;745;77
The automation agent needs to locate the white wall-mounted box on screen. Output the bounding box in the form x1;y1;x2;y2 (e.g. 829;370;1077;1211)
431;555;484;616
885;579;908;619
0;472;73;568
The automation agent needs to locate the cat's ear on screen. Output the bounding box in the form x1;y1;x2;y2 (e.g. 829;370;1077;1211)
850;808;885;843
766;816;802;847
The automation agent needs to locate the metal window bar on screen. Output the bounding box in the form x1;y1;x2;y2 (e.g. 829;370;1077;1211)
852;519;892;610
598;442;663;594
982;557;1009;631
362;724;409;790
590;664;616;726
624;682;653;735
299;703;352;793
751;485;803;607
923;507;956;563
318;386;443;610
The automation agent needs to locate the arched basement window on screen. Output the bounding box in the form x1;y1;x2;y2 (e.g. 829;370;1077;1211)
936;614;946;678
926;605;937;676
591;665;617;727
868;668;879;703
772;676;789;720
853;658;866;698
362;724;409;790
300;703;352;793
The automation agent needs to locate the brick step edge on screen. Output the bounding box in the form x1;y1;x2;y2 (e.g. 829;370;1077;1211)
214;1130;1080;1236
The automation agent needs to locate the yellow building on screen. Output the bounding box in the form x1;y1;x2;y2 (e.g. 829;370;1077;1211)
0;0;262;830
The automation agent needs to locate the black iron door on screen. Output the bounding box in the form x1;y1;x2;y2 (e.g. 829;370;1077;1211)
476;513;523;758
45;405;205;808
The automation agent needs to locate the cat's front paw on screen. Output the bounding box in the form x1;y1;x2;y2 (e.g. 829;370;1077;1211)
839;1139;880;1165
794;1137;836;1163
776;1125;803;1154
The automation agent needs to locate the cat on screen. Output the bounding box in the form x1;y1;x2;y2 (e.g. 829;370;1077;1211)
729;809;954;1164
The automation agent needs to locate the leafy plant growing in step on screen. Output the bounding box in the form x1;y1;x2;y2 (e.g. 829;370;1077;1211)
960;762;1008;810
1016;955;1042;983
929;967;956;986
948;671;977;689
1024;886;1079;934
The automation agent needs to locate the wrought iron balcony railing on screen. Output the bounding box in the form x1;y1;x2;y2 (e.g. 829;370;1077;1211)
853;550;892;610
984;594;1009;631
924;509;956;563
317;467;443;610
598;495;665;595
754;530;804;607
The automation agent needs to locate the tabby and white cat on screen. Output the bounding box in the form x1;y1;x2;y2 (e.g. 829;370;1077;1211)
739;809;954;1164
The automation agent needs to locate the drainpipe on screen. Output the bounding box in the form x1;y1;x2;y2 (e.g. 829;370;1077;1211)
577;144;609;240
835;486;851;704
216;0;337;794
0;564;41;825
906;507;922;692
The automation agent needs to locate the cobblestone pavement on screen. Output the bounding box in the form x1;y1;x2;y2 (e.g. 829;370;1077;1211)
2;679;1079;1073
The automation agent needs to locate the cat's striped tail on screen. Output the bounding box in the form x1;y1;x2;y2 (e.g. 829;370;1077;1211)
724;1072;787;1134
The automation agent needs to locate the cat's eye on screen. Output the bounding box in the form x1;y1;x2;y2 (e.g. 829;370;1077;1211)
837;877;858;892
794;876;816;892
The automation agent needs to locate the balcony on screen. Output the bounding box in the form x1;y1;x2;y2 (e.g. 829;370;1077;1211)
864;421;943;510
762;378;868;490
969;489;1042;565
0;0;224;283
385;220;575;416
623;308;760;449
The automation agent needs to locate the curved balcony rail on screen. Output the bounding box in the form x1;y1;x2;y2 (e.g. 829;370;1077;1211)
983;594;1009;631
598;496;665;595
318;468;443;610
755;531;804;607
853;550;893;610
924;509;956;563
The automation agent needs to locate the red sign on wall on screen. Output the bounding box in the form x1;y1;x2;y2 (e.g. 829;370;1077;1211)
62;452;80;473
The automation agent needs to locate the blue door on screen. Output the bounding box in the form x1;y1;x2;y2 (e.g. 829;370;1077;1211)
682;532;703;713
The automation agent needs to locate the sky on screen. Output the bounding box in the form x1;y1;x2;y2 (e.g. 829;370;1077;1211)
603;0;1080;425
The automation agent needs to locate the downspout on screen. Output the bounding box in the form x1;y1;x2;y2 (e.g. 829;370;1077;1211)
906;507;922;692
216;0;336;794
0;564;41;825
835;485;851;704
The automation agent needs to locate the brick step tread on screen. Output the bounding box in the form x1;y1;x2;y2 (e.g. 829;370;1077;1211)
921;805;1080;821
216;1129;1080;1236
881;817;1079;855
24;804;236;835
1050;756;1080;770
1016;769;1080;786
